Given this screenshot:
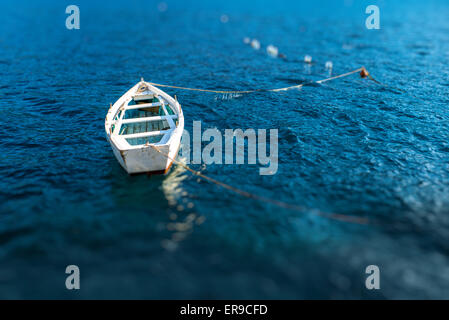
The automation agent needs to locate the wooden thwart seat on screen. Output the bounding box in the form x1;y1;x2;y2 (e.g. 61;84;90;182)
121;115;177;125
121;129;172;139
124;102;162;110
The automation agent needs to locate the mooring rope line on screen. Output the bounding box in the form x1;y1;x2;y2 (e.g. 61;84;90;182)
144;67;378;225
148;67;372;94
316;67;365;84
146;66;416;103
142;67;418;226
149;145;369;225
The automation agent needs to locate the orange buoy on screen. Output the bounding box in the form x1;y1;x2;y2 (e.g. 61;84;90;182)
360;67;369;78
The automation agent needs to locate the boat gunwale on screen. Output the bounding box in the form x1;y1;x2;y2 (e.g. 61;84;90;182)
105;81;184;152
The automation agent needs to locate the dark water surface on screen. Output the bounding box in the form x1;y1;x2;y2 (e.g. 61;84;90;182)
1;0;449;298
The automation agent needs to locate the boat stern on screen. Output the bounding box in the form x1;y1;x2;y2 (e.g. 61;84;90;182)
118;144;172;174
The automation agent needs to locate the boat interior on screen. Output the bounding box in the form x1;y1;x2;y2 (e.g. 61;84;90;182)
111;85;179;147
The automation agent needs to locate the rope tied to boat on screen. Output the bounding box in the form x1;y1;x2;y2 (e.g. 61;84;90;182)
149;145;369;225
144;67;397;225
147;67;377;94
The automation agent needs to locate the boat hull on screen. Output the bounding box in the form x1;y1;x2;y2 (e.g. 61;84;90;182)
107;135;181;175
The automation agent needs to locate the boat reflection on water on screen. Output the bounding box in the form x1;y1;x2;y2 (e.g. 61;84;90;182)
160;157;206;251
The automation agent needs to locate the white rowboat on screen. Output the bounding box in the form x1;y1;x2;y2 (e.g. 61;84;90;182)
105;79;184;174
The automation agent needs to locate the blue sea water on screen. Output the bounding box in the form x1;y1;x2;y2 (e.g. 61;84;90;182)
1;0;449;299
